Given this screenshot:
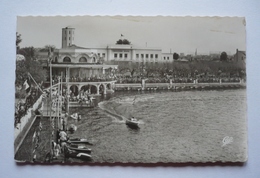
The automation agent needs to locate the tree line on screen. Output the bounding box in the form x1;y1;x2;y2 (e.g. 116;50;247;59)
110;60;246;79
16;33;51;87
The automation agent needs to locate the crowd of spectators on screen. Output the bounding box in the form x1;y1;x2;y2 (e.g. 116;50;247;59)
57;73;243;85
115;73;242;84
69;75;116;82
49;65;245;86
117;77;142;84
68;89;94;106
105;69;245;84
50;75;117;84
15;88;42;128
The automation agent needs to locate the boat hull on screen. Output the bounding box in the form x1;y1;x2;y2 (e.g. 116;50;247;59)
65;151;92;160
67;138;93;145
125;120;139;126
67;146;92;154
64;146;92;160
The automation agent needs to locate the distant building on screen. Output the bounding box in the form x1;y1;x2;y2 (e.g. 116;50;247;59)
49;27;172;64
161;53;174;62
62;27;75;48
52;44;165;64
49;28;119;95
186;55;192;61
209;51;221;57
233;49;246;62
36;26;177;93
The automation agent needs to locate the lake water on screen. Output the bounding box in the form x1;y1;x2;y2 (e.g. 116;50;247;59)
67;89;247;163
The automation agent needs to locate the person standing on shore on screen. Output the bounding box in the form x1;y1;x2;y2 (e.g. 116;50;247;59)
87;94;92;106
89;96;93;106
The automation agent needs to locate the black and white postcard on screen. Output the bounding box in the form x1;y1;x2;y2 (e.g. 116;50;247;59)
14;16;247;163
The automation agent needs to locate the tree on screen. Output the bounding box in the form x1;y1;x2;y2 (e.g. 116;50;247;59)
173;53;179;60
16;46;47;87
40;45;56;52
16;32;22;53
18;47;37;61
220;52;228;61
16;59;47;87
122;39;131;44
116;39;131;45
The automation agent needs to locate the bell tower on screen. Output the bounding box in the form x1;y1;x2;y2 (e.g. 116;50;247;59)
62;27;75;48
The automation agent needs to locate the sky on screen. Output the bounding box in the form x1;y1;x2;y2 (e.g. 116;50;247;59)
17;16;246;55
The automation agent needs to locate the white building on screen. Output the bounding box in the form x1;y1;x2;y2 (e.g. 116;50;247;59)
53;27;173;64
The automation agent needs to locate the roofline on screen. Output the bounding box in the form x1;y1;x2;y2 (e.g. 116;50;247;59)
50;63;118;69
62;27;75;29
57;44;162;51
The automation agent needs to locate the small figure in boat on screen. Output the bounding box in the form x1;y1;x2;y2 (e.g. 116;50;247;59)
131;117;137;122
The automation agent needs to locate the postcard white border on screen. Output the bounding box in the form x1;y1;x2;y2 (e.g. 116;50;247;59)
0;0;260;178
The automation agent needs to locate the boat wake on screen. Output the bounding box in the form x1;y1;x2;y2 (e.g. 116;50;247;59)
98;102;126;123
114;95;154;104
98;96;147;125
137;120;145;124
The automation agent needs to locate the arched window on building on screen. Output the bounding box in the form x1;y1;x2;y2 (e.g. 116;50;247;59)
79;57;87;62
63;57;71;63
93;57;96;63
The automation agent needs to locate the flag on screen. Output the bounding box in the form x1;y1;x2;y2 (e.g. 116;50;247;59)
48;47;51;57
48;47;53;62
23;80;31;93
32;131;36;142
39;122;42;130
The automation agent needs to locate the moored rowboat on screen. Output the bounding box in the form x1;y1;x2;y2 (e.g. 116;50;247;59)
64;147;92;160
67;138;93;145
67;146;92;154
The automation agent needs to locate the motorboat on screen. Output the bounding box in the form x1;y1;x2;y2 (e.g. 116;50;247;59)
67;138;93;145
64;146;92;160
125;117;139;126
67;145;92;154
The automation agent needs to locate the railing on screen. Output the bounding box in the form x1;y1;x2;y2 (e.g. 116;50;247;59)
117;77;243;84
69;77;116;82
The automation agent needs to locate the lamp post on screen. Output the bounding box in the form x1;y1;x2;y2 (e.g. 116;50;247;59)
49;58;53;157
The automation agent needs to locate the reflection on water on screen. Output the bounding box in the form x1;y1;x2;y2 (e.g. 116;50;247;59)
126;124;140;132
67;89;247;163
